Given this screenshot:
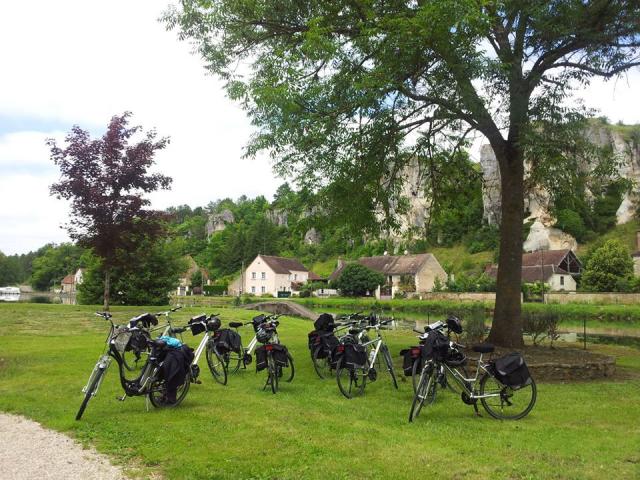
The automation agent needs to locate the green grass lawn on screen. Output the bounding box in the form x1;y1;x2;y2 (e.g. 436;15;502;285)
1;304;639;479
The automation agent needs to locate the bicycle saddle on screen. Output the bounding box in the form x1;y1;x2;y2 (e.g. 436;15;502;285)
472;343;495;353
229;322;243;328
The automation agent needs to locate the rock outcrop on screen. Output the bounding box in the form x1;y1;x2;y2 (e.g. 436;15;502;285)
206;209;235;237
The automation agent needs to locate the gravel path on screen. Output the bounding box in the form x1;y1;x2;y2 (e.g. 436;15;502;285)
0;413;126;480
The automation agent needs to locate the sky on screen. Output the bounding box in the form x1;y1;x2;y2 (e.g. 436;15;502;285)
1;1;639;255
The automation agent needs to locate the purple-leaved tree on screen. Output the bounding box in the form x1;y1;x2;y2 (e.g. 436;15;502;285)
49;112;172;310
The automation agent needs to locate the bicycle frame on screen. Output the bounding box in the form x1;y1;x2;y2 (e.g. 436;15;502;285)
436;354;503;401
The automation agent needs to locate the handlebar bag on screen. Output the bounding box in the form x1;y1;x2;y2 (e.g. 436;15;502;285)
421;331;449;362
188;315;207;335
252;314;267;332
492;352;532;390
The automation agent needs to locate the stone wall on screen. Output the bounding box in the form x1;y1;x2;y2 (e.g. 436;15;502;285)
546;292;640;305
411;292;500;303
529;357;616;381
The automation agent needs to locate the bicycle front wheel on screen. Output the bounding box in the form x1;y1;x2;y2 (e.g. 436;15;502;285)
206;344;228;385
409;364;436;422
479;373;537;420
382;345;398;390
336;358;366;399
148;371;191;408
75;366;106;421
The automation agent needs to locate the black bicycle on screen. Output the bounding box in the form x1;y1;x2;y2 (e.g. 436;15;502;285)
76;312;192;421
409;335;537;422
254;315;294;393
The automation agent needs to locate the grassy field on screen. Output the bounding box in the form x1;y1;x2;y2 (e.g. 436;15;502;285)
1;304;639;479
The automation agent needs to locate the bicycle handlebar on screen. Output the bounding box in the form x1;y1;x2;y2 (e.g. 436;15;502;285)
95;312;112;319
170;327;187;334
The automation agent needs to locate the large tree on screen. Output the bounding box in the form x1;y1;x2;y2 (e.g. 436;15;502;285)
165;0;640;345
49;113;171;309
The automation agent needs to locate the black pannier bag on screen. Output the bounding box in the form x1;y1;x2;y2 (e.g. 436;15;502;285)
315;333;339;359
271;344;289;367
308;330;321;351
252;314;267;332
421;330;450;362
255;345;268;371
343;343;367;368
255;344;289;371
314;313;335;332
400;346;423;376
214;328;242;354
492;352;532;390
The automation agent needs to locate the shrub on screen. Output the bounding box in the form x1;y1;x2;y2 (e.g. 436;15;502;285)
333;264;385;297
522;311;560;346
203;284;228;296
581;240;634;292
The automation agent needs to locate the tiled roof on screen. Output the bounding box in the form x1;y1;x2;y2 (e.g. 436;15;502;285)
485;265;569;283
259;255;309;274
308;271;323;281
358;254;435;275
521;249;572;267
61;274;75;285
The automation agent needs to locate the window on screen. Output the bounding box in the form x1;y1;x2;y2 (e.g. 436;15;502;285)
251;286;256;293
261;286;266;293
560;276;564;286
251;272;256;280
288;273;292;280
261;272;266;280
294;273;297;280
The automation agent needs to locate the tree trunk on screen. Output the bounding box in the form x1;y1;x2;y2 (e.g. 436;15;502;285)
103;268;111;311
486;142;525;347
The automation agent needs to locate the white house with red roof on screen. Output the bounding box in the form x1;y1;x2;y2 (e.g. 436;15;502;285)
244;254;317;297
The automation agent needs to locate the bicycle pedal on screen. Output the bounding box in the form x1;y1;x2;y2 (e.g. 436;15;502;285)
194;379;202;384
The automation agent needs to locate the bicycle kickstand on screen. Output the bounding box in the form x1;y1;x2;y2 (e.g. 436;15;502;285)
472;401;481;417
116;394;127;402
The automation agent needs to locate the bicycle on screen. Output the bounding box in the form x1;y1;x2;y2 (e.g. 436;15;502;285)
221;314;271;373
168;313;228;386
254;315;295;394
409;340;537;422
335;318;398;399
76;312;192;421
309;313;369;379
119;306;183;375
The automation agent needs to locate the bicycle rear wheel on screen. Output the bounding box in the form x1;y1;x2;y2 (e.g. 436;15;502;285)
206;343;228;385
336;358;366;399
479;373;537;420
312;346;330;379
266;353;278;394
75;366;106;421
409;364;436;422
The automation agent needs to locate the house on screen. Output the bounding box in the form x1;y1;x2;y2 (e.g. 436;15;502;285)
60;268;84;294
176;256;210;296
330;253;447;296
485;249;582;291
243;254;314;297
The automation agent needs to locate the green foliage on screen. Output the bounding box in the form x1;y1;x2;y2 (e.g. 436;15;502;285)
523;312;561;346
465;225;500;254
78;236;187;306
333;264;384;297
446;273;496;293
30;243;85;291
0;251;31;286
555;209;587;242
203;284;228;296
581;240;634;292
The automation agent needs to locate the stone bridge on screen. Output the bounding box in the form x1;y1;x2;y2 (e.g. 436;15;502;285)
243;301;319;321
